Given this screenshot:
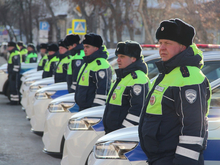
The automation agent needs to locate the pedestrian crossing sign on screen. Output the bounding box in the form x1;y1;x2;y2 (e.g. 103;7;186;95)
67;28;73;35
72;19;87;35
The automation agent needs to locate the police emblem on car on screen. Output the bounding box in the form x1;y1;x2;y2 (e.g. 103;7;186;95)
185;89;197;104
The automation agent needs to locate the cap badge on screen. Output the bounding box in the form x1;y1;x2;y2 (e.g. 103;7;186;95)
161;27;164;31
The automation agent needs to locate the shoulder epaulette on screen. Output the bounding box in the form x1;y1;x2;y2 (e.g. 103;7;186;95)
131;71;137;79
96;60;101;65
180;66;190;77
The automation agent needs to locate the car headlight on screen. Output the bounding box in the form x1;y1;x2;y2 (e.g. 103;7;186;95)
94;141;138;159
0;69;7;74
35;90;56;100
29;85;47;92
24;80;35;86
68;117;101;131
48;102;74;113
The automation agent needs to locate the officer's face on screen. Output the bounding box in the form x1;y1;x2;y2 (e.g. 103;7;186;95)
159;39;186;61
83;44;98;56
117;54;136;69
7;46;14;51
27;47;33;52
68;43;77;50
59;46;68;54
40;48;46;54
48;51;55;55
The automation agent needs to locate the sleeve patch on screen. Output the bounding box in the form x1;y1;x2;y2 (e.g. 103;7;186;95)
185;89;197;104
76;60;81;67
98;71;105;79
133;85;142;95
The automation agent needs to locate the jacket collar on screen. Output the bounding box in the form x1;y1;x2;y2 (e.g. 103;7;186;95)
83;46;108;64
156;46;203;74
115;58;148;79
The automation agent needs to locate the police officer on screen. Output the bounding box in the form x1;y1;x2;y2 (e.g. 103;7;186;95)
64;34;84;93
42;43;59;78
17;41;28;62
75;33;112;111
139;18;211;165
37;43;48;71
7;41;21;105
25;43;38;63
103;41;151;134
54;40;71;83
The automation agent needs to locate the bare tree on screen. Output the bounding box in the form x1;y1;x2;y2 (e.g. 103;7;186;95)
44;0;61;41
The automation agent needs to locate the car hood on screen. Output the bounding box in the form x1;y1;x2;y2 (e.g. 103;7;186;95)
50;93;75;103
31;77;54;86
37;82;67;92
70;106;105;119
96;126;138;143
24;75;43;82
24;70;43;79
23;68;37;75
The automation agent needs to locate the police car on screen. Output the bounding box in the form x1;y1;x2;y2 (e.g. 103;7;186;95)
60;52;220;165
24;77;54;119
30;82;69;133
88;118;220;165
42;93;76;156
61;106;105;165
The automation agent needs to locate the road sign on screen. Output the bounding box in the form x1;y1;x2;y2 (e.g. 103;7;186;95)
40;22;50;31
72;19;86;35
67;28;73;35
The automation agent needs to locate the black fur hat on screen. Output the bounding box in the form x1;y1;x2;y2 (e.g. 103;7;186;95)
47;43;59;52
8;41;17;47
17;41;24;47
40;43;48;49
64;34;80;46
58;39;68;49
115;40;142;60
82;33;103;48
156;18;195;47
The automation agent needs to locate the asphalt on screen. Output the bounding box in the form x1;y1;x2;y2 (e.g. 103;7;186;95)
0;56;60;165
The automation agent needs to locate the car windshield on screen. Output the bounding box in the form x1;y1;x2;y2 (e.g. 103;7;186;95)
210;85;220;107
202;61;220;82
